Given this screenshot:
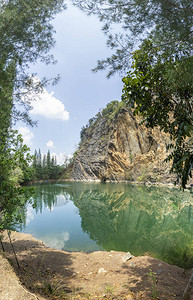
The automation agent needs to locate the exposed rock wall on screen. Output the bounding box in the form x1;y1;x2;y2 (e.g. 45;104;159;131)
72;107;176;183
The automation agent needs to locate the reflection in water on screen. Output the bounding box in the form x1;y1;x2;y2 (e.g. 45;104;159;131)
31;184;71;213
24;182;193;267
26;206;34;225
42;232;70;250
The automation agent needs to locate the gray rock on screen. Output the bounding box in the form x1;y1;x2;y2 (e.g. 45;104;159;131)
130;262;135;268
122;251;134;263
71;106;176;184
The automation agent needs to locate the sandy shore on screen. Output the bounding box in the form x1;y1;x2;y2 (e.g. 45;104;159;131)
0;230;192;299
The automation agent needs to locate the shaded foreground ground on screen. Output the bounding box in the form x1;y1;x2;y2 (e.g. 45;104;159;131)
0;231;192;299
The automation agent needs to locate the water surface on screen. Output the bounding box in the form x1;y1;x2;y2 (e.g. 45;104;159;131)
22;182;193;267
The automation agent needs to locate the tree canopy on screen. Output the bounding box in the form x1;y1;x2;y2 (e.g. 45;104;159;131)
0;0;66;230
72;0;193;77
31;149;62;181
0;0;66;125
0;130;32;230
122;40;193;188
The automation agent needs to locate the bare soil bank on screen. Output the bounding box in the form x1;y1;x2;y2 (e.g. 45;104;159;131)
0;231;192;299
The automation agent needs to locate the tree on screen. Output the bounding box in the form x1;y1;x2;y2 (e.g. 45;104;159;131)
0;131;32;230
122;40;193;188
0;0;66;229
72;0;193;77
42;154;47;180
31;149;61;180
0;0;66;127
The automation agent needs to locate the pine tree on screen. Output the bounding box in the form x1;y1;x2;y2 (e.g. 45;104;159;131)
35;149;42;179
46;150;51;179
42;154;47;180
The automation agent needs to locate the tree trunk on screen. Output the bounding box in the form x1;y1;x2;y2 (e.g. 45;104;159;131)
7;230;20;269
183;271;193;299
0;240;5;252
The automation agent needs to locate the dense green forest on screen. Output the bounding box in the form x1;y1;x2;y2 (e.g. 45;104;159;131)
31;149;59;181
29;149;72;181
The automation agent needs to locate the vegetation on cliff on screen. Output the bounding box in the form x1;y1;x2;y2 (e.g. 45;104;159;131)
80;100;125;142
73;101;174;183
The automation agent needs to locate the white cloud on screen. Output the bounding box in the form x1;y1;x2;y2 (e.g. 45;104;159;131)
26;206;34;225
46;140;55;148
18;126;34;146
51;152;73;165
41;232;70;250
67;153;73;159
28;77;69;121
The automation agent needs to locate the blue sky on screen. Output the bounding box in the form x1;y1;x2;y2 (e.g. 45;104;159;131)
17;3;123;164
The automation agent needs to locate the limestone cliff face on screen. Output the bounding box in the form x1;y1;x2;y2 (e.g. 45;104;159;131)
72;107;175;183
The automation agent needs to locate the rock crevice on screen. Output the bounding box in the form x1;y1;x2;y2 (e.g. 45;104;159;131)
72;106;175;183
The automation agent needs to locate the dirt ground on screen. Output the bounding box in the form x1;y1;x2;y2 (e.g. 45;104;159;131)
0;231;192;300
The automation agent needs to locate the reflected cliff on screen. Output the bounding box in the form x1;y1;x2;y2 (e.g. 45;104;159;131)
26;182;193;267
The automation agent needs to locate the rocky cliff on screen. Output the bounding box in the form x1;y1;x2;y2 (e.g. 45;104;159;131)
72;102;176;184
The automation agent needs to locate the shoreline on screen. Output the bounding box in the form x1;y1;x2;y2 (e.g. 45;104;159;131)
0;231;192;299
25;178;193;192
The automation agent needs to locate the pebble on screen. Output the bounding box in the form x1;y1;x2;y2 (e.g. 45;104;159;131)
130;262;135;268
98;267;107;274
